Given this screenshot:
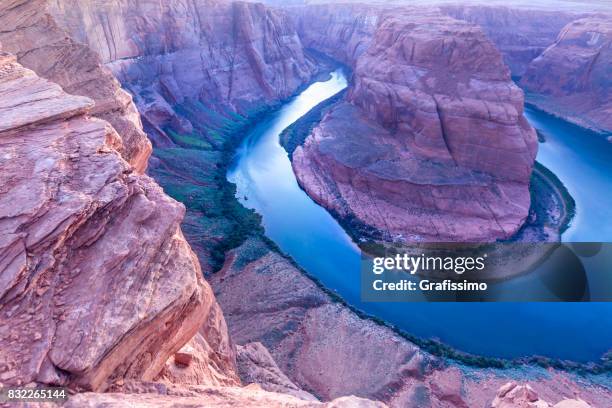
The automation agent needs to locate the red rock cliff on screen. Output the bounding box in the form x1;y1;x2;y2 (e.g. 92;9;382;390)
293;7;538;242
0;0;152;173
521;16;612;134
289;3;379;66
46;0;317;145
440;5;581;77
0;51;236;390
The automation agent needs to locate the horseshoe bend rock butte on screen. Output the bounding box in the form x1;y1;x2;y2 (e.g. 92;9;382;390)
292;8;538;242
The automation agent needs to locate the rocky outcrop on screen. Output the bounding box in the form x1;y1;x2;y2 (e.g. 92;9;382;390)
237;342;318;401
521;16;612;134
46;0;317;146
158;321;239;387
0;52;234;391
440;5;581;77
0;0;152;173
211;239;429;402
293;8;537;242
492;382;593;408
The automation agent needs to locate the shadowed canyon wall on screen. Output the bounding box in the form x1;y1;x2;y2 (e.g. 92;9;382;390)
289;3;379;65
47;0;318;147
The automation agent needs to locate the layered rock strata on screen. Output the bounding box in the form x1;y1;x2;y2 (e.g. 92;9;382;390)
439;5;582;77
289;3;379;66
46;0;317;146
157;309;239;387
0;0;151;173
521;16;612;134
292;8;538;242
0;52;234;391
237;342;318;401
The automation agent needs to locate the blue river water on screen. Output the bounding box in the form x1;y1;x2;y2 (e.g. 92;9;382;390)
228;70;612;362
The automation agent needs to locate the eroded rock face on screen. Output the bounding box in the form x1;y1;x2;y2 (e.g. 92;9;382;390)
0;0;152;173
210;239;430;402
492;382;593;408
157;318;239;387
440;5;581;77
0;52;232;391
289;3;379;66
47;0;317;145
237;342;318;401
521;16;612;134
492;382;552;408
293;8;537;242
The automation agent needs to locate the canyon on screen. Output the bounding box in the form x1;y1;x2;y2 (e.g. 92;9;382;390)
49;0;318;148
0;0;611;407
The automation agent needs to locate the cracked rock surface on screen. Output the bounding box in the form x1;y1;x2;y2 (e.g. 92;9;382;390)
292;7;537;242
0;51;233;391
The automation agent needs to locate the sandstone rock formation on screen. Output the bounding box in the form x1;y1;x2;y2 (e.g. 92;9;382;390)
521;16;612;134
46;0;317;147
158;324;239;387
237;342;318;401
492;382;593;408
0;0;152;173
0;51;233;391
292;7;538;242
289;3;379;66
440;5;581;77
492;382;555;408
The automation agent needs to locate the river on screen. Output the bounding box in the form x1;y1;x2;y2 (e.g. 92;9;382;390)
227;69;612;362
